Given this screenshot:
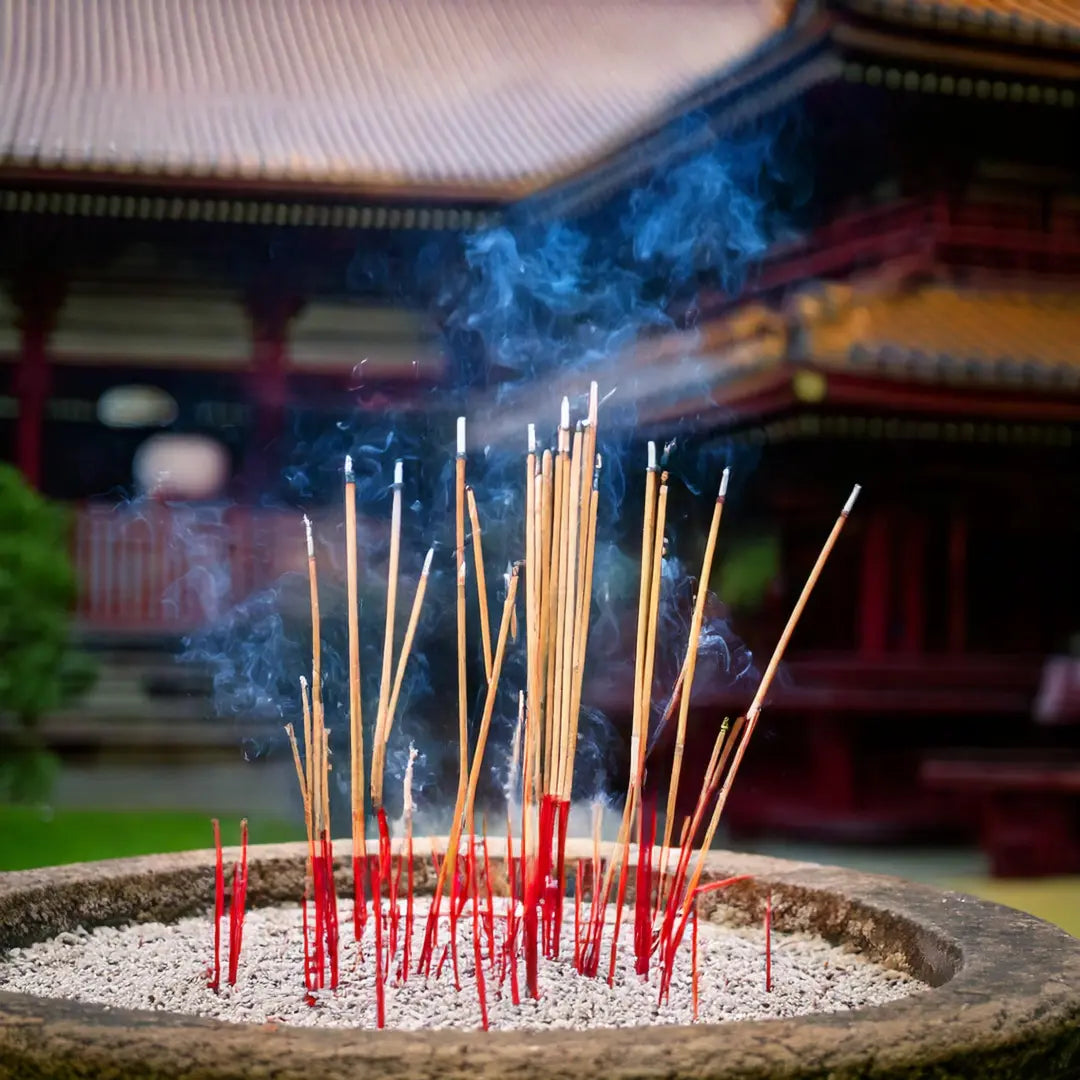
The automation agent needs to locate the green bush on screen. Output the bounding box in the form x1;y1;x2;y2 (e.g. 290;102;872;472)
0;465;95;803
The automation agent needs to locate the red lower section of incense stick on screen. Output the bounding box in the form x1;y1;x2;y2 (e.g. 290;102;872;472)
402;833;414;982
209;819;223;991
551;798;570;957
322;832;340;990
372;854;385;1027
692;905;700;1021
256;806;744;1025
226;820;249;986
765;890;773;993
469;834;489;1030
352;854;367;941
633;798;656;978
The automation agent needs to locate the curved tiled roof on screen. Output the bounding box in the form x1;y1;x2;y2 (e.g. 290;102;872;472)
0;0;777;197
806;281;1080;388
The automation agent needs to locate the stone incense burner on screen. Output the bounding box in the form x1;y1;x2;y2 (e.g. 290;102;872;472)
1;841;1079;1079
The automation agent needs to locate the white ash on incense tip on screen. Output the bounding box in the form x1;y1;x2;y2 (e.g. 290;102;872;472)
1;900;924;1031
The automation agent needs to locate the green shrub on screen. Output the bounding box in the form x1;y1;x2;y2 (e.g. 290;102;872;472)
0;465;95;802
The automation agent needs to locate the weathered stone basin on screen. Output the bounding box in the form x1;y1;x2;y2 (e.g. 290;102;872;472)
1;841;1079;1078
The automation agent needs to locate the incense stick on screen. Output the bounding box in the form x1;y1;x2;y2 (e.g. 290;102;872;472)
303;516;325;837
344;456;366;936
466;485;494;682
657;467;729;896
383;547;435;744
676;483;860;933
454;418;469;823
372;460;404;809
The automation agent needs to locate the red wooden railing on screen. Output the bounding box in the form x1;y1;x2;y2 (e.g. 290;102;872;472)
71;502;302;632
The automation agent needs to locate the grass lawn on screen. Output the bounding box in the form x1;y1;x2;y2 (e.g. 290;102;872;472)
0;806;305;871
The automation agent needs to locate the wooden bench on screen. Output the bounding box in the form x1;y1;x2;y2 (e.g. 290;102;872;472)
921;755;1080;877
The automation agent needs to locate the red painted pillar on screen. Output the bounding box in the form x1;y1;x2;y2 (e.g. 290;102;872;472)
12;283;64;489
858;511;890;657
948;511;968;654
245;295;301;499
900;514;927;654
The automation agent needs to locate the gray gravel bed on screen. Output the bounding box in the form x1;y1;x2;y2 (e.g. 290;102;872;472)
0;899;924;1030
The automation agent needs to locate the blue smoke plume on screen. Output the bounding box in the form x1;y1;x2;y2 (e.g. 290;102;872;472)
182;110;799;818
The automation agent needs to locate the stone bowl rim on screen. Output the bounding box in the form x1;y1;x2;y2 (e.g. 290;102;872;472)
1;841;1079;1080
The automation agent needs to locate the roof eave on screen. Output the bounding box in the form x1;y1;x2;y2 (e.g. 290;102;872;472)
0;159;535;207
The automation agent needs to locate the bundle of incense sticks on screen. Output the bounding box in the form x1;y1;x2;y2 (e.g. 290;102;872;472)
274;395;857;1024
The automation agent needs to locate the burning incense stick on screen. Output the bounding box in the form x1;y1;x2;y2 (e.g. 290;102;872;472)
765;889;773;992
630;442;658;801
701;484;861;846
668;484;861;966
638;469;669;794
344;456;366;937
565;452;601;798
454;417;469;823
209;819;223;991
372;460;404;809
466;485;494;683
658;467;729;895
421;565;522;969
380;547;435;759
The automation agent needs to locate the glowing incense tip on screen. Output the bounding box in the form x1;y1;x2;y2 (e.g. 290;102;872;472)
575;420;584;435
647;441;657;470
842;484;861;516
560;397;570;430
457;416;466;456
719;466;731;499
344;454;354;481
527;423;536;454
403;742;418;819
393;459;404;486
422;546;435;576
303;515;314;557
300;675;308;691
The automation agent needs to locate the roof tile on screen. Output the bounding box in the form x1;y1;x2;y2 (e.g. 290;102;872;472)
0;0;776;194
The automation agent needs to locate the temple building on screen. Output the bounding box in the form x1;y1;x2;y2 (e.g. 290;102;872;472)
1;0;1078;867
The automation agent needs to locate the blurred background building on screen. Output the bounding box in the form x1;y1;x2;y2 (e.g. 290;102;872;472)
0;0;1078;912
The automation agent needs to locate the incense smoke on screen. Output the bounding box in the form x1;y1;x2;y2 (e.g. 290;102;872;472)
181;111;798;820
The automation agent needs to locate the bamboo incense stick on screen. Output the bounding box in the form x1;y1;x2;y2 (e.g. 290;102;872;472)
539;447;555;790
344;456;366;930
372;460;404;809
675;483;860;933
564;452;601;799
556;421;584;798
374;546;435;804
303;515;325;837
630;443;658;804
462;565;521;834
523;426;539;868
466;485;494;682
428;565;522;918
547;400;571;794
454;417;469;824
300;674;314;841
658;467;729;893
631;467;669;838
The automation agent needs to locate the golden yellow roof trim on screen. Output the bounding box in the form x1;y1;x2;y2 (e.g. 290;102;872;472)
802;278;1080;385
